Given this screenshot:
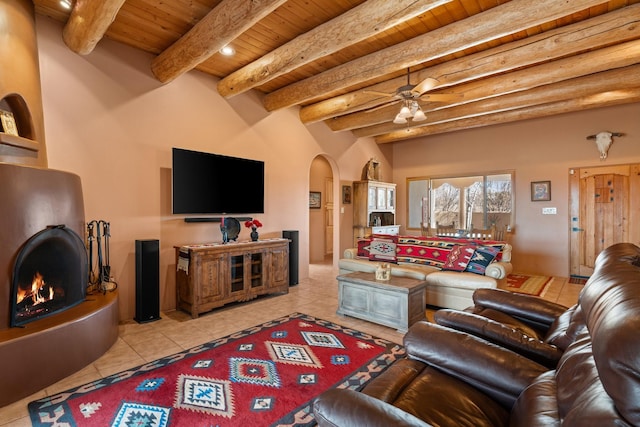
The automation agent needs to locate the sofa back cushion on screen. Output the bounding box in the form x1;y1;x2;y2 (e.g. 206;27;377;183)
575;243;640;425
513;244;640;426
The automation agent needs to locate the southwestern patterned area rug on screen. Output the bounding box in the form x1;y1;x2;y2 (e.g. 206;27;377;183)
505;273;553;297
28;313;404;427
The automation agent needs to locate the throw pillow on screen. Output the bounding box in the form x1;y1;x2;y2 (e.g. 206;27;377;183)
356;237;372;259
368;234;398;263
465;245;501;274
442;244;475;271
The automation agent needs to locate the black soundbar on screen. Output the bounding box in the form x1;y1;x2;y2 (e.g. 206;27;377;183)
184;217;253;223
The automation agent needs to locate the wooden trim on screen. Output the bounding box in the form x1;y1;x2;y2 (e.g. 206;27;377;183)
0;132;39;151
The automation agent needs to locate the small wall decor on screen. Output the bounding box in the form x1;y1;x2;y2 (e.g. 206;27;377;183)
342;185;352;204
309;191;321;209
0;110;18;136
586;131;624;160
361;158;380;180
531;181;551;202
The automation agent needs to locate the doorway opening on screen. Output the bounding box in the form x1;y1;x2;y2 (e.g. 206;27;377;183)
309;155;339;266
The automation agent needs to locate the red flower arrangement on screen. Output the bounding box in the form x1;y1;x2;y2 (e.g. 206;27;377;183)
244;219;263;229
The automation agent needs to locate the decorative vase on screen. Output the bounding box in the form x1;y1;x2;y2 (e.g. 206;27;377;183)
221;226;229;244
250;227;259;241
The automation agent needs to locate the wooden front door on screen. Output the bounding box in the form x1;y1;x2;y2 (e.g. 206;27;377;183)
569;163;640;278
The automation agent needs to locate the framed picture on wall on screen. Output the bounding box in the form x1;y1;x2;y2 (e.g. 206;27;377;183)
531;180;551;201
342;185;352;204
309;191;321;209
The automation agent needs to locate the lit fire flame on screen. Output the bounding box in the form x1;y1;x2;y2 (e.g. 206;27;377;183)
16;272;55;306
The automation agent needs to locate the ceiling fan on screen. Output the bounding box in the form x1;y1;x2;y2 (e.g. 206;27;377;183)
364;69;462;124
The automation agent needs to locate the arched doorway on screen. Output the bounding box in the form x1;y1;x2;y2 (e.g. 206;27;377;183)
308;155;339;265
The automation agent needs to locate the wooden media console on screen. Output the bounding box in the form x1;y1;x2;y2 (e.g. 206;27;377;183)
175;238;289;318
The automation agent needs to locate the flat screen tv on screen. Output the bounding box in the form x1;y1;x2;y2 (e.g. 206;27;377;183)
172;147;265;214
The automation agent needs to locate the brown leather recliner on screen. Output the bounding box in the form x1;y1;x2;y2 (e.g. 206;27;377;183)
313;243;640;426
433;287;583;368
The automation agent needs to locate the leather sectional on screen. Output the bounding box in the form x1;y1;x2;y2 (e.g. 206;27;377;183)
315;242;640;426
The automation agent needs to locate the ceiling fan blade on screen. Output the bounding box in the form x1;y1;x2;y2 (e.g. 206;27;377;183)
363;89;395;97
411;77;439;96
419;93;463;102
365;99;400;112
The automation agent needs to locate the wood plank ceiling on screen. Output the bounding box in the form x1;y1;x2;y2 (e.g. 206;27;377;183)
34;0;640;144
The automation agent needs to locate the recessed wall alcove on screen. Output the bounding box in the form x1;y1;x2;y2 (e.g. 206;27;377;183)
0;0;119;407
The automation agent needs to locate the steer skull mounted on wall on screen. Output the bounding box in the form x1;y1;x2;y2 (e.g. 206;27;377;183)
586;131;624;160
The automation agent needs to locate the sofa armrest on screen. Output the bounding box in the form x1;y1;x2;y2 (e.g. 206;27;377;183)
343;248;357;259
473;288;569;328
485;261;512;279
404;321;548;408
434;309;563;368
313;389;432;427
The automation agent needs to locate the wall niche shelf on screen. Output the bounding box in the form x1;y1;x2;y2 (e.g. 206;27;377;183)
0;132;39;152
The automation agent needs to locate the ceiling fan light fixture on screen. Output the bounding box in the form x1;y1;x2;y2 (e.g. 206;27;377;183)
393;114;407;124
413;108;427;122
398;105;412;119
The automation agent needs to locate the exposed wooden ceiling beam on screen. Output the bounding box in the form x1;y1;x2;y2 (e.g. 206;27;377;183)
300;4;640;124
151;0;288;84
375;88;640;144
329;40;640;132
62;0;126;55
216;0;452;98
261;0;607;112
355;65;640;139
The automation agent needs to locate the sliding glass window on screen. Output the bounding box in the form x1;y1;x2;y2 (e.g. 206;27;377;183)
407;172;514;231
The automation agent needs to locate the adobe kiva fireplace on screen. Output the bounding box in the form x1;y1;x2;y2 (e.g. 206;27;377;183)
0;0;118;408
0;164;119;408
11;225;88;327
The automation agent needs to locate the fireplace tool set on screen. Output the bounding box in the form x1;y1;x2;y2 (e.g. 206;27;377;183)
87;220;117;294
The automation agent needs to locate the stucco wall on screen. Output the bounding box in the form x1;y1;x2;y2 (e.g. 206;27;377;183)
33;13;639;320
35;16;388;321
392;103;640;277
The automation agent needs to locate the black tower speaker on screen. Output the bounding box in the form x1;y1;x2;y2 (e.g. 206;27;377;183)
283;230;299;286
135;239;160;323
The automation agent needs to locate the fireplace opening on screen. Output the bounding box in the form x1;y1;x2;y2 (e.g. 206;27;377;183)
11;225;88;327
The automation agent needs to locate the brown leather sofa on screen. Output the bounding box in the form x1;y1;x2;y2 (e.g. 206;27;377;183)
433;288;575;368
313;243;640;426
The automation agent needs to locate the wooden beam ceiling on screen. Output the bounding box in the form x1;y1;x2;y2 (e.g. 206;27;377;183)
328;39;640;133
376;87;640;143
301;4;640;124
357;65;640;138
62;0;127;55
151;0;288;84
261;0;607;111
217;0;452;97
34;0;640;144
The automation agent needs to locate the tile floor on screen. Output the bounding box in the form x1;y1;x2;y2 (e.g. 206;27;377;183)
0;261;582;426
